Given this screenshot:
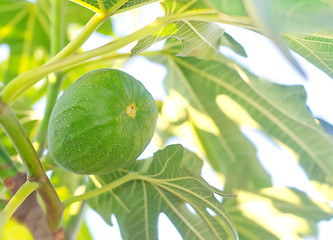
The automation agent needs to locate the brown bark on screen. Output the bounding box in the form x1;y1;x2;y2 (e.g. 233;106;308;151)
4;172;55;240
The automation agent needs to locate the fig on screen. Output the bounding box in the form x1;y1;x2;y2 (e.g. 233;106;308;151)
48;68;157;175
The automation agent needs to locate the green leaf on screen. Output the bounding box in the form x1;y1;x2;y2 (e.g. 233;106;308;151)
76;221;93;240
285;34;333;79
243;0;305;77
117;0;160;13
224;187;333;239
156;55;333;200
224;213;279;240
1;219;34;240
0;0;50;84
0;144;18;179
71;0;116;13
220;32;247;57
50;168;84;198
132;21;224;60
318;118;333;136
269;0;333;34
0;0;114;85
208;0;333;34
67;1;113;35
87;144;238;240
71;0;160;15
208;0;333;77
152;55;271;191
0;107;41;159
206;0;247;16
162;0;211;14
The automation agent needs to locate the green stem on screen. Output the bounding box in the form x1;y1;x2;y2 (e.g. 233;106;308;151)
62;52;131;73
34;0;67;157
48;13;108;64
0;12;108;105
34;73;64;157
64;201;88;240
181;14;255;30
62;172;138;208
0;199;7;210
47;0;131;63
50;0;66;57
0;15;176;104
0;103;63;232
37;179;64;231
0;181;39;228
105;0;130;16
62;49;178;74
41;152;57;171
0;104;44;179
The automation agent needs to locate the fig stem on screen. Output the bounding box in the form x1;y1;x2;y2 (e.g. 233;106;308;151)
0;103;64;232
47;14;108;65
34;72;64;158
62;172;138;208
0;180;39;233
33;0;67;157
0;12;109;105
64;201;88;240
0;14;177;104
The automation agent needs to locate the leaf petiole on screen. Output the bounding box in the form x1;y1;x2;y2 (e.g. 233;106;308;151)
0;14;177;104
0;181;39;233
48;13;108;64
62;172;139;208
0;103;63;232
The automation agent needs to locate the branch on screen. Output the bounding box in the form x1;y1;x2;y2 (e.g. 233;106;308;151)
0;103;63;235
0;15;177;104
64;201;88;240
0;147;54;239
63;172;138;208
33;0;67;157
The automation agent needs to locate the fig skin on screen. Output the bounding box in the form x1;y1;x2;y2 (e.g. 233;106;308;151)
48;68;158;175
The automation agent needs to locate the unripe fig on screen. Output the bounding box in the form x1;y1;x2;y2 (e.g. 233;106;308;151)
48;68;157;175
